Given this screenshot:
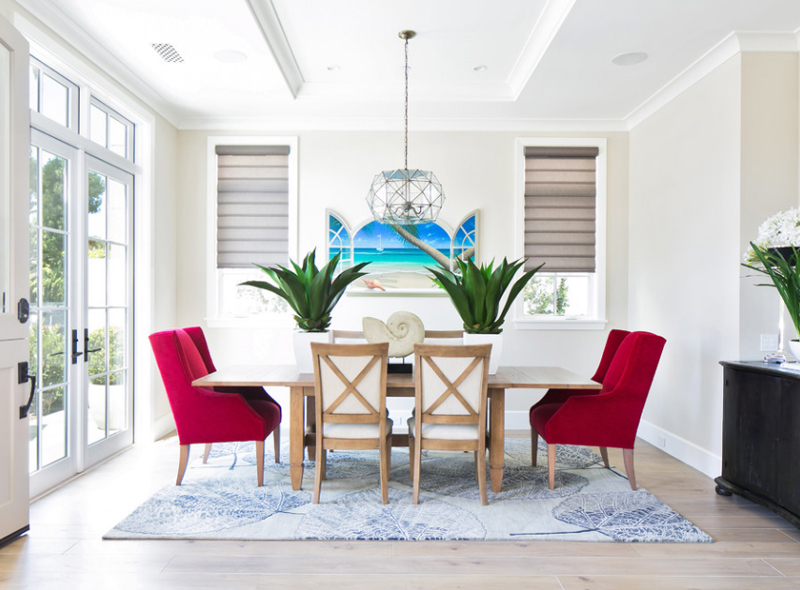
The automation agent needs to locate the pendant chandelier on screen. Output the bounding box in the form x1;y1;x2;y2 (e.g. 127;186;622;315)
366;30;444;225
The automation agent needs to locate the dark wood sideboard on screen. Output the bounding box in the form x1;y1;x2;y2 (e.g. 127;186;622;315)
717;361;800;527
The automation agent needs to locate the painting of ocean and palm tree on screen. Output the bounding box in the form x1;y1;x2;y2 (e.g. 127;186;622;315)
328;212;477;292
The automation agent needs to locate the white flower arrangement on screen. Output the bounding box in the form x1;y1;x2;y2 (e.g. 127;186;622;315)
744;207;800;263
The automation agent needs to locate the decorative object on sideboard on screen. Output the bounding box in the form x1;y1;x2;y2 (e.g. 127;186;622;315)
428;257;544;373
362;311;425;373
240;250;370;372
366;30;444;225
743;207;800;363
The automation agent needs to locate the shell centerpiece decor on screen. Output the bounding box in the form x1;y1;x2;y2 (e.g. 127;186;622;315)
362;311;425;358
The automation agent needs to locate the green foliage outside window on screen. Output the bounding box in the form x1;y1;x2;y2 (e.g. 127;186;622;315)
88;326;123;385
523;276;569;315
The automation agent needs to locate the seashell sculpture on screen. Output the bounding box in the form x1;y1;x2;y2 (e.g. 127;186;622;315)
362;311;425;358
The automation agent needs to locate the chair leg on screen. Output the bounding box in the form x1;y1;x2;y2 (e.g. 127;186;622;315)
202;443;211;464
313;442;324;504
531;426;539;466
408;434;415;482
320;449;327;480
412;438;423;505
255;440;265;487
379;438;390;505
548;444;556;490
599;446;609;468
176;444;190;486
623;448;637;490
273;423;281;463
477;447;488;506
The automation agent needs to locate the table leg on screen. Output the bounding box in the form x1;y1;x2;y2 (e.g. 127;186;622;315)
290;386;305;490
489;387;505;493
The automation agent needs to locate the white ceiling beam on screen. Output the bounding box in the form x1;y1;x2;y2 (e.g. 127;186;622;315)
507;0;577;100
245;0;304;99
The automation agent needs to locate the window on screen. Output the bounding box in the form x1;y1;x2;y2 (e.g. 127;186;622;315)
29;57;79;130
207;137;298;323
89;98;134;160
515;139;606;329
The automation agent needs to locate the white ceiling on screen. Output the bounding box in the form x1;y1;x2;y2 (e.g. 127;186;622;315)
22;0;800;129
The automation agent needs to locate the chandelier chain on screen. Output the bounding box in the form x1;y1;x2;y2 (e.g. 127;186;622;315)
404;34;409;171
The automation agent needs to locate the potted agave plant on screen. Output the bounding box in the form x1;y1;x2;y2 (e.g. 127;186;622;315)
241;250;370;372
428;257;543;373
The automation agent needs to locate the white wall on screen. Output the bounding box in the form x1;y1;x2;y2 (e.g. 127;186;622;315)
149;115;179;428
174;129;629;427
629;53;799;477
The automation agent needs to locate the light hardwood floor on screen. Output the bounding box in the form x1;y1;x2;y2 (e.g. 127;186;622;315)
2;433;800;590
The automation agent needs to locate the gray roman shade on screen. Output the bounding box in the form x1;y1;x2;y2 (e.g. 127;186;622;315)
523;146;599;273
216;145;290;269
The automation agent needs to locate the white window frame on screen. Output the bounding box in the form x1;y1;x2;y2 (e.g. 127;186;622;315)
29;55;79;132
88;97;135;161
514;137;607;330
205;135;298;327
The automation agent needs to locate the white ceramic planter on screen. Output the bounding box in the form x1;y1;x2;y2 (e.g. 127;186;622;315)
462;332;503;374
790;340;800;362
293;330;333;373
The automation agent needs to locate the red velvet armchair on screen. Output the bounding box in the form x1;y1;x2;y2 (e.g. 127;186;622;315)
529;331;666;490
528;329;630;464
182;326;281;463
149;328;282;486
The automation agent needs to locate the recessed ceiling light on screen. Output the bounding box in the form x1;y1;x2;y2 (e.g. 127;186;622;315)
214;50;248;64
612;52;648;66
473;65;487;72
327;65;340;71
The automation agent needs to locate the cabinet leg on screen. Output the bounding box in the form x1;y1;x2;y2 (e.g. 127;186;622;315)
715;484;733;496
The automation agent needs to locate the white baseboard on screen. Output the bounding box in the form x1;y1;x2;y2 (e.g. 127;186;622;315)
152;412;176;441
637;420;721;479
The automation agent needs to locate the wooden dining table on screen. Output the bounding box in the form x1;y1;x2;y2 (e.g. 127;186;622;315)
193;365;601;493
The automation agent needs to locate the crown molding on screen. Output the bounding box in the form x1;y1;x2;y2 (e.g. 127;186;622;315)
14;0;182;127
625;31;800;130
507;0;577;100
245;0;303;98
177;115;628;133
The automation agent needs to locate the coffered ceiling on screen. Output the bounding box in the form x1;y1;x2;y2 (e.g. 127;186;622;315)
17;0;800;129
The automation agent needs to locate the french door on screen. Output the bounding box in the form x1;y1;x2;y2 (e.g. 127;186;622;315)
0;13;31;544
28;129;133;496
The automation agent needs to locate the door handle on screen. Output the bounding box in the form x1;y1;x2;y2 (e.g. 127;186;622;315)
18;362;36;419
83;328;100;362
71;329;83;363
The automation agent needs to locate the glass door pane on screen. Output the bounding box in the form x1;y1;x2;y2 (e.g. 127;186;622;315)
28;132;77;489
84;156;132;457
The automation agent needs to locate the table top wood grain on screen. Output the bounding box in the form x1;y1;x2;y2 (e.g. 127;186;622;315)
192;365;601;391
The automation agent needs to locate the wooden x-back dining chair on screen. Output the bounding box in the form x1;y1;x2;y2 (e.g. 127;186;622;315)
409;343;492;506
310;342;391;504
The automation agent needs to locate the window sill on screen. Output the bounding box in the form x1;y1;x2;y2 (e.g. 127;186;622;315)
514;318;607;331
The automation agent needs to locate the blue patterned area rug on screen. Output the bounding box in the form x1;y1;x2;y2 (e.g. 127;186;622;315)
105;439;712;542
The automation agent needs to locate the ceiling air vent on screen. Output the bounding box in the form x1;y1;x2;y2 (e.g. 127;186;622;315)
151;43;184;63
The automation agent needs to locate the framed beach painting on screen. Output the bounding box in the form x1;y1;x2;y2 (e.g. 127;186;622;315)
327;210;478;293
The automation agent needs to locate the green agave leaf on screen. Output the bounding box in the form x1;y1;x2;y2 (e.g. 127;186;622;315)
427;266;476;328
